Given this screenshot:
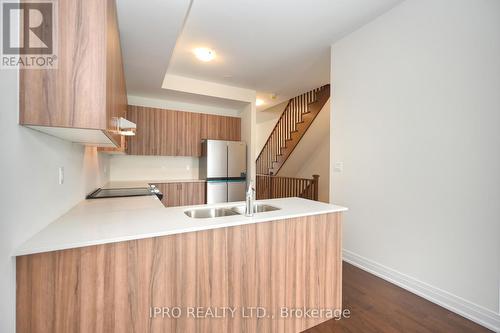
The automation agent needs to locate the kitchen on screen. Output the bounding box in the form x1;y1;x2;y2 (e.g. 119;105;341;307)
1;0;499;332
6;0;347;331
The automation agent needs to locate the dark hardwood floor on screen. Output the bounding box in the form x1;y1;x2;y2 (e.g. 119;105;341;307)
304;262;492;333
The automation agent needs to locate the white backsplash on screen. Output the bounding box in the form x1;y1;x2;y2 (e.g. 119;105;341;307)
109;155;199;181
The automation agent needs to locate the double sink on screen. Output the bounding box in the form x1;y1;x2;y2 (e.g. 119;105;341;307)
184;203;280;218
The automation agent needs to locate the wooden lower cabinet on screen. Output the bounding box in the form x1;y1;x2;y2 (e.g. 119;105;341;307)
16;213;342;333
153;182;206;207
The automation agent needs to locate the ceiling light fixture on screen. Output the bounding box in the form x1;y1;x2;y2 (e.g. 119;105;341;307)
256;99;264;106
194;48;216;62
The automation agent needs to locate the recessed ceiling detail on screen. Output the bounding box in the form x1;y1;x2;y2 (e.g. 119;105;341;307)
166;0;403;106
116;0;403;110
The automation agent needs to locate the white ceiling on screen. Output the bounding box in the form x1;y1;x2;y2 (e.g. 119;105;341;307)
117;0;403;111
167;0;403;108
116;0;192;98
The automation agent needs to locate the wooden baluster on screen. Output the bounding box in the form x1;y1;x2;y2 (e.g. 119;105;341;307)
269;173;273;199
313;174;319;201
285;111;289;137
276;124;279;157
293;101;296;130
280;177;282;198
276;175;279;198
283;178;286;198
282;177;285;198
279;121;282;154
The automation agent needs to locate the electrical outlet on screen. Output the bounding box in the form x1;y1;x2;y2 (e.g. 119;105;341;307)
58;167;64;185
334;162;344;173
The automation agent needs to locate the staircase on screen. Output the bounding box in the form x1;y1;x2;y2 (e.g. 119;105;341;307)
256;84;330;175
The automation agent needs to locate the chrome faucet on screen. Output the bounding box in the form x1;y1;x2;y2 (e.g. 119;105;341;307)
245;181;255;217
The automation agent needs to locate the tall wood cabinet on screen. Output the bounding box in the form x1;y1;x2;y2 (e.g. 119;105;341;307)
153;182;206;207
19;0;127;148
127;106;241;156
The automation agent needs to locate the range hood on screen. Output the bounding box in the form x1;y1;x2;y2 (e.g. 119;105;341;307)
112;117;137;136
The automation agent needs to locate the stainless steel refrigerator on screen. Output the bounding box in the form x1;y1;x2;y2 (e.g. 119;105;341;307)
199;140;247;204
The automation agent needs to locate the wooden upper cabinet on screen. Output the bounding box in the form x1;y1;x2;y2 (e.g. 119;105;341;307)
127;106;241;156
19;0;127;147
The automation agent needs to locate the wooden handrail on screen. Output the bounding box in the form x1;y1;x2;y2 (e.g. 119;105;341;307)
256;98;292;161
256;174;320;201
256;85;330;175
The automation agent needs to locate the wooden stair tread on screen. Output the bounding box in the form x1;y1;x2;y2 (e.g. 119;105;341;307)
256;84;330;175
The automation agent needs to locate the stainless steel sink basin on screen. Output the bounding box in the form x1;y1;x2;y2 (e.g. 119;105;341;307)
184;207;239;218
230;203;281;215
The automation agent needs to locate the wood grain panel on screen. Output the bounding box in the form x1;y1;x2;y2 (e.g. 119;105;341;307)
201;113;241;141
20;0;126;137
127;107;241;156
17;213;342;333
20;0;105;128
176;111;201;156
180;182;206;205
104;0;128;146
152;182;206;207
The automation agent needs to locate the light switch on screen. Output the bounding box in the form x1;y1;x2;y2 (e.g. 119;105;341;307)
58;167;64;184
334;162;343;173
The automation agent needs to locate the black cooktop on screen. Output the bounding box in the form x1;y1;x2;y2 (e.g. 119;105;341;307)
86;187;155;199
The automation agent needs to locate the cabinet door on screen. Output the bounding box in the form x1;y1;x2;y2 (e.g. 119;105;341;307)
127;107;177;155
177;112;201;156
167;183;182;207
182;182;206;205
159;109;177;156
201;114;241;141
154;182;206;207
128;107;241;156
227;117;241;141
201;114;218;140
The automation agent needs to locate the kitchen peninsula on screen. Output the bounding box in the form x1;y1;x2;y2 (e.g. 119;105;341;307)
15;194;347;333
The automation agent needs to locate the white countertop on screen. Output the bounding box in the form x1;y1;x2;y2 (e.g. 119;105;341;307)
15;197;347;256
102;179;206;189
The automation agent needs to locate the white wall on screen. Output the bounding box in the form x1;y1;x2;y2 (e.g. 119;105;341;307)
278;100;330;202
0;71;110;333
241;102;257;183
109;155;198;181
331;0;500;329
162;74;256;103
128;95;243;117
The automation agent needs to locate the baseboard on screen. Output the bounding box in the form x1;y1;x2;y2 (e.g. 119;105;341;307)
343;249;500;332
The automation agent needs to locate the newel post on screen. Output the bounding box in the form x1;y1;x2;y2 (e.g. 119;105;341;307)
312;174;319;201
